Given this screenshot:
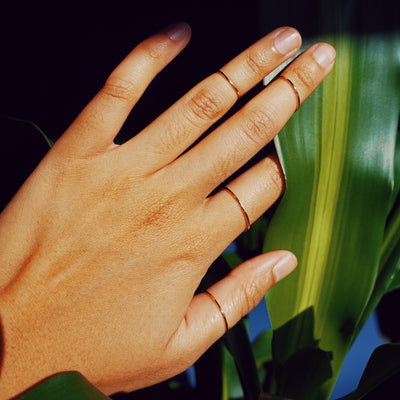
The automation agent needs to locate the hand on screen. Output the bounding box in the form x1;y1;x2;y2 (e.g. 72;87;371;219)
0;23;335;397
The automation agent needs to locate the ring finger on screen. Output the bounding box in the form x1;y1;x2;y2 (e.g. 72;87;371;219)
176;42;336;198
205;153;285;242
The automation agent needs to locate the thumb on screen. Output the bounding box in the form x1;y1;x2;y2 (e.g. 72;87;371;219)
165;250;297;371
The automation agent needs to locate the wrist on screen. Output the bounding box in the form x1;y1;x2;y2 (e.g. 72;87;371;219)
0;287;51;399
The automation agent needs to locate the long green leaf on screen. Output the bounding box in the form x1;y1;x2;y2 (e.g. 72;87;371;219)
263;26;400;400
252;329;273;369
356;201;400;336
381;234;400;295
381;199;400;268
389;130;400;209
223;322;260;400
16;372;110;400
386;263;400;292
222;345;243;400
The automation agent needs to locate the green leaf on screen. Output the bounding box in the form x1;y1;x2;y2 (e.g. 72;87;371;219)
252;329;273;368
270;308;318;367
386;261;400;292
222;345;243;400
381;197;400;269
7;117;54;147
389;131;400;209
263;17;400;400
15;372;110;400
251;329;273;392
275;347;332;400
222;252;244;269
222;314;261;400
268;309;332;399
0;117;52;211
355;198;400;337
337;343;400;400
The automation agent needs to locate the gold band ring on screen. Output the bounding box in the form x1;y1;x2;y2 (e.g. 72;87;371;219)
222;187;251;232
277;76;300;111
216;70;240;99
204;290;229;334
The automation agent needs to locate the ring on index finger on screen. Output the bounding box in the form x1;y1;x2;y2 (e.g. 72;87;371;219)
216;70;241;100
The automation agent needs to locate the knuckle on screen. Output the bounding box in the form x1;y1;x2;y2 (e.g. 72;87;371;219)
102;76;137;104
292;63;317;91
245;47;269;75
211;153;234;180
229;269;263;316
240;280;262;314
269;168;285;197
152;119;184;155
265;157;286;195
240;106;278;147
186;88;225;123
139;39;169;61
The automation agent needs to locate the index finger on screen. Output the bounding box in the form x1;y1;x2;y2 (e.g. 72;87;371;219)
55;23;191;156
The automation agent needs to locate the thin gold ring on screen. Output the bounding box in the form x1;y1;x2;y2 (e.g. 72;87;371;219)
204;290;229;334
222;187;251;232
216;70;240;99
277;76;300;111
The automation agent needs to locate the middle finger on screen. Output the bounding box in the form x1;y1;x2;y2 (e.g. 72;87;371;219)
125;27;301;171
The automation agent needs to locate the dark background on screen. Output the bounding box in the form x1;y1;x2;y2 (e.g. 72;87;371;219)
1;0;398;141
0;0;265;141
0;0;266;210
1;1;399;398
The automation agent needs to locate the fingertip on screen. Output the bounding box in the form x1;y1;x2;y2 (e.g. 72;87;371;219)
311;42;336;69
164;22;192;42
272;26;302;56
271;250;297;283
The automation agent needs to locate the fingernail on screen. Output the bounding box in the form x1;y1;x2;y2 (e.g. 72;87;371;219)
274;28;301;55
272;253;297;283
165;22;191;42
312;43;336;68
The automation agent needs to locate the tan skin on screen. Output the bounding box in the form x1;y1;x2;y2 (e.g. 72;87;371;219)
0;23;335;398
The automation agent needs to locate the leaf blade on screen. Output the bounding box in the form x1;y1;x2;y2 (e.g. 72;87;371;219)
264;31;400;398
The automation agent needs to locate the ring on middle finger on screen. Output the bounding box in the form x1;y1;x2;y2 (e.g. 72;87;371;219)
222;187;251;232
276;75;301;111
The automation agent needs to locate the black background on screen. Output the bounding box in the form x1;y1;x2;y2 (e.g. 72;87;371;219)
1;1;399;397
0;0;266;209
0;0;266;140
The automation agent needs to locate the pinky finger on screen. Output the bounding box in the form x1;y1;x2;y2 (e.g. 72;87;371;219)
165;251;297;369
